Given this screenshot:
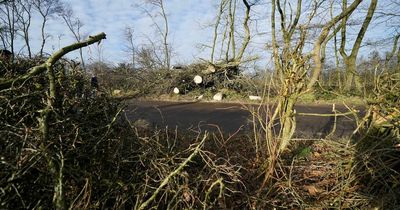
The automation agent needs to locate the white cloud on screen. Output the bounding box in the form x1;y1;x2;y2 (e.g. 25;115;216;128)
21;0;217;65
13;0;392;66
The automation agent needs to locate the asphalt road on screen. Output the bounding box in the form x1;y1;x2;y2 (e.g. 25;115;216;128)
125;100;363;138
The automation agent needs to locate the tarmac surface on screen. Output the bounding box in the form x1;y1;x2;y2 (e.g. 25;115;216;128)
125;100;364;138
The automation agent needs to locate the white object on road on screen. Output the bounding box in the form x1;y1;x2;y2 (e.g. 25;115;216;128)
193;75;203;84
249;95;262;100
196;94;204;100
173;87;180;94
213;92;223;101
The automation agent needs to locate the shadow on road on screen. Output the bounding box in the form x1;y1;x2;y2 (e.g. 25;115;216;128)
126;100;363;138
156;101;200;109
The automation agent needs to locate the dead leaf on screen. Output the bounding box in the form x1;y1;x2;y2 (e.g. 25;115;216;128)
304;185;319;196
183;191;192;203
310;170;324;177
313;152;321;158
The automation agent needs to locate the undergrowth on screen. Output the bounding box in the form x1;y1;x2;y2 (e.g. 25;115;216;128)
1;58;399;209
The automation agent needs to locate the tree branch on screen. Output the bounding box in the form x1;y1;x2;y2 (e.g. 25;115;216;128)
138;133;208;210
0;32;106;90
308;0;363;90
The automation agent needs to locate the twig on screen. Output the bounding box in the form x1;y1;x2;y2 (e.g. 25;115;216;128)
68;178;90;210
326;103;338;138
33;32;106;210
203;178;224;210
296;110;357;117
137;132;208;210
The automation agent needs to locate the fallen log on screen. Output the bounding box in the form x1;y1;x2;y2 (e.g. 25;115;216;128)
194;57;258;85
193;75;203;84
173;87;180;94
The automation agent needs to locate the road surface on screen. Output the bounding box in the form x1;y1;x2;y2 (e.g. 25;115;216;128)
125;100;363;138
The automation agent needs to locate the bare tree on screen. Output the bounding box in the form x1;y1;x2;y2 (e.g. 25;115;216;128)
330;0;342;91
226;0;237;60
0;0;22;56
205;0;257;75
16;0;33;58
136;47;153;69
235;0;254;62
371;0;399;72
60;6;85;68
32;0;63;57
374;0;399;28
210;0;228;63
383;34;400;73
339;0;378;92
144;0;170;69
269;0;319;155
260;0;364;187
124;26;136;69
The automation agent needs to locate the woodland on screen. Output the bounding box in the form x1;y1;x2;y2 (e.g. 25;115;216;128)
1;0;399;209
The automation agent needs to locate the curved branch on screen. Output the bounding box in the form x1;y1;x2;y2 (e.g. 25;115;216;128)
138;133;208;210
235;0;252;62
0;32;106;90
350;0;377;57
308;0;363;91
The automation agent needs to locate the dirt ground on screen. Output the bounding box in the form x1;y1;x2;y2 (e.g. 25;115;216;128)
125;100;364;138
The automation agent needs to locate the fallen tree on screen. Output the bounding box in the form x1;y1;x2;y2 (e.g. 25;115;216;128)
193;0;256;86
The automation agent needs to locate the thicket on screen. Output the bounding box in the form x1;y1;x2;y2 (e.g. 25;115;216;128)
0;57;249;209
87;50;399;104
1;55;399;209
91;61;265;100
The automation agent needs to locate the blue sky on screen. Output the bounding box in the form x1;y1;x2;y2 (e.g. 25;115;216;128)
30;0;219;65
16;0;399;66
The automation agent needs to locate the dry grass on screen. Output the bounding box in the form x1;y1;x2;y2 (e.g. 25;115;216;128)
1;59;244;209
245;135;399;209
1;58;399;209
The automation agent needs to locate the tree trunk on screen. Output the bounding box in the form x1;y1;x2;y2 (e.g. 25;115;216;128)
354;70;363;93
344;57;362;93
159;1;170;69
210;0;227;63
397;43;400;73
341;0;377;93
39;16;47;57
278;95;297;153
235;0;251;62
228;0;236;59
344;58;353;91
